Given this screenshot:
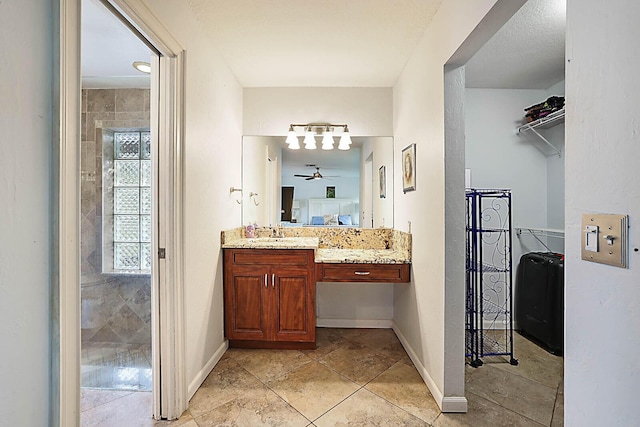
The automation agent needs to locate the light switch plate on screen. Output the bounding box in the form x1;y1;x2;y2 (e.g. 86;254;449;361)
584;225;599;252
581;213;629;268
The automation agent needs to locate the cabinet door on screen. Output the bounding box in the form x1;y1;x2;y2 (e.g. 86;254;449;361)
225;266;269;341
272;267;315;342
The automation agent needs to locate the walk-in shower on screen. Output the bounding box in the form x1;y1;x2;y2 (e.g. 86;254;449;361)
80;88;152;391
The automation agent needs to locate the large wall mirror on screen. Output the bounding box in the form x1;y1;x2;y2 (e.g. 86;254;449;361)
242;136;394;228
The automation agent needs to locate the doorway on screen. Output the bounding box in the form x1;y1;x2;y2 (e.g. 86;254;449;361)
443;0;565;421
80;0;155;413
61;0;187;425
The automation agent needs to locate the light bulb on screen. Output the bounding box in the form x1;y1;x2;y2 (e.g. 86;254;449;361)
321;127;334;150
288;137;300;149
286;126;299;149
304;127;318;150
338;126;351;150
304;127;317;149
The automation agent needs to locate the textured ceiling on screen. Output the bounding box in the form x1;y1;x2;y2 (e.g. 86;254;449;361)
465;0;566;89
82;0;566;90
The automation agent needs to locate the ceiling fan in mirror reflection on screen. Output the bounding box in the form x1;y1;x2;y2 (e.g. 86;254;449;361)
294;165;340;181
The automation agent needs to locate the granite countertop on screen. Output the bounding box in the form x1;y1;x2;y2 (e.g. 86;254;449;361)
221;237;320;249
221;227;411;264
316;248;411;264
222;239;409;264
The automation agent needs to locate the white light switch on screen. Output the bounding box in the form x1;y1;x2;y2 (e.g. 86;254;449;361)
585;225;599;252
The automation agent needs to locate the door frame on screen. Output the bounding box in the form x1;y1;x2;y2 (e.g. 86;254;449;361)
55;0;186;423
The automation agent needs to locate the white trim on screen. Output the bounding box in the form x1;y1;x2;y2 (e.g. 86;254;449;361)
58;0;187;422
149;53;162;420
316;318;393;328
392;322;468;413
101;0;187;420
441;397;469;413
483;319;510;330
105;0;182;56
188;340;229;400
157;51;187;420
56;0;82;425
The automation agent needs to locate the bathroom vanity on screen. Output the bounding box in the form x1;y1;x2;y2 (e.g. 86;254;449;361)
224;248;317;349
221;227;411;349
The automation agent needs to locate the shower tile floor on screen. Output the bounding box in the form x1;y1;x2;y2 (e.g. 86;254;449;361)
81;329;563;426
81;342;152;391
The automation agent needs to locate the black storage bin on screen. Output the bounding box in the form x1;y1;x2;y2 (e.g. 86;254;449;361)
515;252;564;355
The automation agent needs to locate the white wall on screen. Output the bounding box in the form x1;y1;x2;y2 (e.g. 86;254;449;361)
242;136;282;226
316;282;394;327
0;2;53;425
243;87;393;137
144;0;243;397
361;137;394;228
565;0;640;424
393;0;525;411
465;88;566;263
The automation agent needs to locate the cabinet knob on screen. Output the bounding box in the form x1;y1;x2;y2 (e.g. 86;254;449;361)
264;273;268;288
354;271;371;276
272;273;275;288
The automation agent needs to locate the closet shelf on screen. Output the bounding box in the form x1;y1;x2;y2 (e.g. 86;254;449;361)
515;227;564;252
515;227;564;238
465;227;508;234
467;262;510;273
516;108;565;157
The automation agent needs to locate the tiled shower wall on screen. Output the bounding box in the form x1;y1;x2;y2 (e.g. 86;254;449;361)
81;88;151;345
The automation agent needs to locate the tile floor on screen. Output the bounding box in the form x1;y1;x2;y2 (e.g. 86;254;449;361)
82;342;152;391
81;328;563;426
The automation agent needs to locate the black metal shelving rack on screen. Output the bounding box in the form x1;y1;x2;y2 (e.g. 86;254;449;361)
465;189;518;367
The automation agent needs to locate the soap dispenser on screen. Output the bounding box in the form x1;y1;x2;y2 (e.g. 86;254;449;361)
245;223;256;238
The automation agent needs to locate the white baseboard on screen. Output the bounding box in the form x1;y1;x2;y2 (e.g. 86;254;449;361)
483;319;509;330
316;318;393;328
441;396;469;413
187;339;228;401
392;322;468;413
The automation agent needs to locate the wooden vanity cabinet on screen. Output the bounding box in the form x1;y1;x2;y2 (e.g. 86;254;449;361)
316;262;410;283
223;249;316;349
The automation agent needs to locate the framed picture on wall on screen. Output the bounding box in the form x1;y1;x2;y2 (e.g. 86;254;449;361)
402;143;416;193
379;165;386;198
326;186;336;198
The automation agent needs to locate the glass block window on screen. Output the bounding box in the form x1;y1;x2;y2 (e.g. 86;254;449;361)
113;131;152;272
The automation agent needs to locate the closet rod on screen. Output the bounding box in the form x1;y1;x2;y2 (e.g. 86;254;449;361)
515;227;565;238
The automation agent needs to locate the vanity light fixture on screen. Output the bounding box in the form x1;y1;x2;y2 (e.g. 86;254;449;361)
321;126;334;150
285;123;351;150
338;125;352;150
286;125;300;149
303;126;317;150
132;61;151;74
